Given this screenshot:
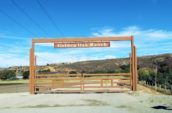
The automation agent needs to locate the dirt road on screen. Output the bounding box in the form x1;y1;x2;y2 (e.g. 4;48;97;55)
0;90;172;113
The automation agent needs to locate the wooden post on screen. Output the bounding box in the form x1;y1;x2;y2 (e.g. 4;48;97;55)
131;36;137;91
52;80;56;89
29;48;32;94
134;46;137;91
83;74;85;91
111;79;113;86
129;53;132;90
101;79;103;87
34;55;37;91
29;42;35;94
80;73;83;91
131;45;137;91
132;46;135;91
131;36;135;91
62;79;64;87
29;48;34;94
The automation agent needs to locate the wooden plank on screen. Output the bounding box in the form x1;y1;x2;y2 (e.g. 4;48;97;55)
35;77;82;80
84;73;131;76
51;90;83;93
36;73;131;77
42;89;130;93
82;89;130;93
32;36;132;43
84;78;130;80
84;86;130;88
55;86;81;88
35;78;130;81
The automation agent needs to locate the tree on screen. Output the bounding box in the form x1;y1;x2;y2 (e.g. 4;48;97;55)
138;68;156;85
120;64;130;73
138;68;150;81
22;71;29;79
69;71;77;74
0;70;16;80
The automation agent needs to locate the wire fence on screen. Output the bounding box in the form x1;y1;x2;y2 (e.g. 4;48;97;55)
139;81;172;95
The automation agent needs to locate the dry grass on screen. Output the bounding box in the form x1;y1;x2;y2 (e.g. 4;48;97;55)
0;79;28;85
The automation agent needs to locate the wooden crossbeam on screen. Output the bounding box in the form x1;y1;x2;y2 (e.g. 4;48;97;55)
32;36;133;43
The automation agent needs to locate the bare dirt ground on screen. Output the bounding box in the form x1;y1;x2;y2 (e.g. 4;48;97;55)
0;84;172;113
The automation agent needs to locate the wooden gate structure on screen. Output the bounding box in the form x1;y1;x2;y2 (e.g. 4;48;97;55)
29;36;137;94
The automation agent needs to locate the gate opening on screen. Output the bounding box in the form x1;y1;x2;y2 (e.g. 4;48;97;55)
29;36;137;94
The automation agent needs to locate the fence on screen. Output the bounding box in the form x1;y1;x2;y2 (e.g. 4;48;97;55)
139;81;172;95
0;83;28;93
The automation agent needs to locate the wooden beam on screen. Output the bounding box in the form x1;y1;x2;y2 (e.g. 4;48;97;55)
134;46;137;91
52;80;56;89
133;46;135;91
29;48;32;94
131;39;135;91
29;42;36;94
35;73;131;77
29;48;35;94
131;45;137;91
32;36;133;43
35;77;130;80
129;53;132;90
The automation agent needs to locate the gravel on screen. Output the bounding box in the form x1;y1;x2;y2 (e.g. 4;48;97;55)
0;91;171;113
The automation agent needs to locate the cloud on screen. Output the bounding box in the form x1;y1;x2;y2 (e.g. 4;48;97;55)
36;43;54;47
92;26;172;50
0;53;28;67
0;33;30;40
92;26;172;57
92;26;172;41
35;51;117;65
1;25;172;67
145;29;172;40
92;26;141;36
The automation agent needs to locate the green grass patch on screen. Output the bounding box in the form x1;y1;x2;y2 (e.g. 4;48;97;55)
0;79;29;85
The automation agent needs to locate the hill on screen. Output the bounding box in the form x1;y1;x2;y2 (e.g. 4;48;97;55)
1;53;172;94
5;53;172;74
43;53;172;74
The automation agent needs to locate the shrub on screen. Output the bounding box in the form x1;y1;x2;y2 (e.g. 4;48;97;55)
138;68;156;85
69;71;77;74
120;64;130;73
22;71;29;79
0;70;16;80
38;69;50;74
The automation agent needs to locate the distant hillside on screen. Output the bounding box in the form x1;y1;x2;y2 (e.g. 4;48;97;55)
44;53;172;73
2;53;171;94
5;53;172;74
